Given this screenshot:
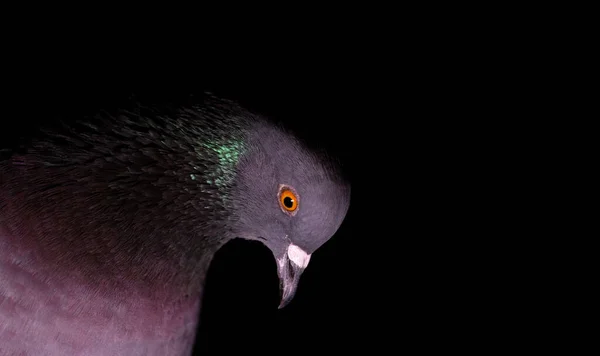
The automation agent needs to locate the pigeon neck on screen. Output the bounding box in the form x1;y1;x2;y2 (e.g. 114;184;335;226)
0;223;223;355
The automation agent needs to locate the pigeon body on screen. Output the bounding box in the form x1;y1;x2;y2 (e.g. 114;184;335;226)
0;95;350;355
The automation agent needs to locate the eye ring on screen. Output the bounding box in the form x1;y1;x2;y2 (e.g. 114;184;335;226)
278;184;299;216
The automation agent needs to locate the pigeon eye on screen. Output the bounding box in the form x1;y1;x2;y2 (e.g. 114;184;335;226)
278;185;299;215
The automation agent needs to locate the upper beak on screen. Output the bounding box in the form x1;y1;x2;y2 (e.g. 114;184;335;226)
276;244;311;309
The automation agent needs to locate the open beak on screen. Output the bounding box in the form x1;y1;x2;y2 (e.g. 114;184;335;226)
276;244;311;309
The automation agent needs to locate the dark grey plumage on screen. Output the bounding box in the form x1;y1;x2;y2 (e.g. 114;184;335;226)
0;94;350;355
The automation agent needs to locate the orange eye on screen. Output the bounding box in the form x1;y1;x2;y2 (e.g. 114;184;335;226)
279;186;299;214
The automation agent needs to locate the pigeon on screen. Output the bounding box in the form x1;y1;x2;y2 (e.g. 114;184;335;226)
0;94;351;356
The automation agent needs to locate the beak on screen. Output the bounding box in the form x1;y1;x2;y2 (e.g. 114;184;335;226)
276;244;311;309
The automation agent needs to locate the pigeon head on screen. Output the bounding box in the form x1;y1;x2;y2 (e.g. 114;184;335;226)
230;121;351;308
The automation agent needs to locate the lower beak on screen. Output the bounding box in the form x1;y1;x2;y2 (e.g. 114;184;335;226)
276;244;311;308
277;255;306;308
